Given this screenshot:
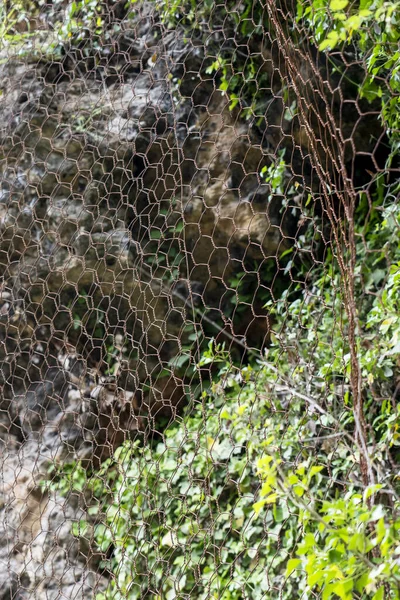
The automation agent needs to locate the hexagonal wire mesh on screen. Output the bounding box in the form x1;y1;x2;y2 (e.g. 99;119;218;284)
0;1;399;599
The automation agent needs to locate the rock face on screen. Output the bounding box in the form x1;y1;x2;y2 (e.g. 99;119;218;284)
0;21;295;399
0;438;107;600
0;16;296;597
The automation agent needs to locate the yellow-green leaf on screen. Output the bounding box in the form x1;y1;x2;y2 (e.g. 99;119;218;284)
220;408;230;419
285;558;302;577
345;15;362;32
319;31;339;51
257;455;273;470
261;482;273;496
308;570;324;587
373;587;384;600
264;492;278;504
330;0;348;10
310;465;324;478
332;581;353;600
293;485;305;497
288;473;300;485
253;499;266;515
363;483;383;501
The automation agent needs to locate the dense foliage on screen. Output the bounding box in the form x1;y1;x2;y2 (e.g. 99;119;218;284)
45;195;400;597
45;235;400;598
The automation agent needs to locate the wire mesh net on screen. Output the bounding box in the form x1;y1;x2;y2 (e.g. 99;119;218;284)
0;1;399;599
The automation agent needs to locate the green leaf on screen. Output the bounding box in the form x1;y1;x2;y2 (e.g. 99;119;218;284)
344;14;362;31
373;587;385;600
329;0;348;10
253;499;266;515
285;558;302;577
319;31;339;51
363;484;383;501
71;520;88;538
310;465;324;478
293;485;305;497
264;492;278;504
322;583;336;600
220;408;231;419
308;570;324;587
332;580;353;600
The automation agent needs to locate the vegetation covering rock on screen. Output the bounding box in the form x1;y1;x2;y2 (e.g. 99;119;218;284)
0;0;399;598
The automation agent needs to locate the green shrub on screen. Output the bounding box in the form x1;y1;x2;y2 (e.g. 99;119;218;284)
297;0;400;140
44;203;400;597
